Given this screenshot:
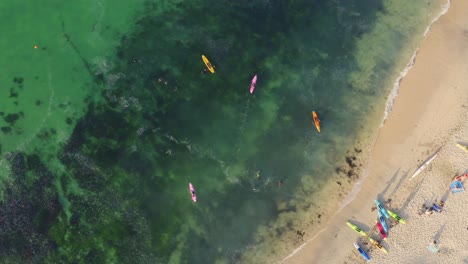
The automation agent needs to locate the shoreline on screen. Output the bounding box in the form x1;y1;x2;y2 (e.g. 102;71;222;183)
382;0;451;126
283;0;468;263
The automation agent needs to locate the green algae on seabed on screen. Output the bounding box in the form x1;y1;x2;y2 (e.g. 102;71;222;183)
0;0;145;156
0;0;147;262
0;0;445;263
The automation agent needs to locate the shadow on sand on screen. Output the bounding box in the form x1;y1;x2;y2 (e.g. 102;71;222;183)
401;177;425;212
433;221;446;242
388;169;410;201
379;168;400;199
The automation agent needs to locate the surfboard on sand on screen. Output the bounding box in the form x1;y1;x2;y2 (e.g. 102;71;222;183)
410;151;439;179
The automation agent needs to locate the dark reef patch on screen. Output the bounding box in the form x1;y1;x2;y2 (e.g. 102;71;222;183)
0;152;61;262
36;130;50;140
1;127;12;134
3;113;21;126
9;88;18;98
13;77;24;84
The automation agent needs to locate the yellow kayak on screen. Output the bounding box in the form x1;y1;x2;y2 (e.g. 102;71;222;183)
387;209;406;224
201;55;215;73
346;221;367;237
368;237;388;254
456;143;468;152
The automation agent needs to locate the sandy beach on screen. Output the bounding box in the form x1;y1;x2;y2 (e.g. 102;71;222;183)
284;0;468;263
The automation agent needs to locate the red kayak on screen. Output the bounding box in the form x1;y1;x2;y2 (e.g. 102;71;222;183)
376;221;387;240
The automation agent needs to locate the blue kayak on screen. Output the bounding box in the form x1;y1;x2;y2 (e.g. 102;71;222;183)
375;199;390;219
378;210;389;233
353;242;370;261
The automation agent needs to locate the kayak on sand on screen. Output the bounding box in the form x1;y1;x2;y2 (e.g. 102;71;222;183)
189;183;197;202
353;242;370;261
378;210;389;233
375;220;387;240
374;199;390;219
387;209;406;224
346;221;367;237
456;143;468;153
368;237;388;254
410;151;439;179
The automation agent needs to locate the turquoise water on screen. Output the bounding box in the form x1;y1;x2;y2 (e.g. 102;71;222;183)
0;0;443;263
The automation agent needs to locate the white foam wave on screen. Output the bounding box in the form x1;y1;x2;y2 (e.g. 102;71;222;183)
380;0;451;127
424;0;451;37
380;48;418;126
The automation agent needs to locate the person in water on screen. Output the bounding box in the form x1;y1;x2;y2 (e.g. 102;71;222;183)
278;179;283;187
202;68;208;74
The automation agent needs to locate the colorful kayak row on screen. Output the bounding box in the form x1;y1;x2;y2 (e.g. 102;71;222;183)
352;237;388;261
374;199;406;240
346;221;386;253
347;199;407;260
348;223;387;261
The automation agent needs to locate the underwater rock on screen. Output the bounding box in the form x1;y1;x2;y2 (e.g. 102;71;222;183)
1;127;12;134
9;88;18;98
4;113;20;126
13;77;24;84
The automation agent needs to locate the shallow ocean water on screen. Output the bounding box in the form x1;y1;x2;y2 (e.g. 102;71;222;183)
0;0;443;263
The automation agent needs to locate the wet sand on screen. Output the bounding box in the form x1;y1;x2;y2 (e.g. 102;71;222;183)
283;0;468;263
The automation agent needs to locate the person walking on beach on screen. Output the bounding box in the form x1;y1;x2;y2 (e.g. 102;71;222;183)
428;240;439;253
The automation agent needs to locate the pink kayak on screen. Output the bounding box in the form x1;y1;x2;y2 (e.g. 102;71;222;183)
189;183;197;202
376;221;387;240
249;74;257;94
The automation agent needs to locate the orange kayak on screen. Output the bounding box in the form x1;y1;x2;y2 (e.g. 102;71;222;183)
312;111;320;132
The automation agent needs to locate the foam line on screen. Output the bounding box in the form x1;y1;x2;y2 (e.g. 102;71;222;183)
381;0;451;127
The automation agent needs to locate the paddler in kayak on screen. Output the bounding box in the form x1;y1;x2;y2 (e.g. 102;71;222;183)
277;178;285;187
201;55;216;73
189;183;197;202
312;111;321;132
